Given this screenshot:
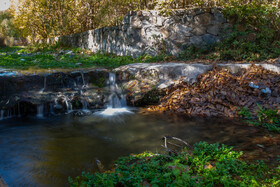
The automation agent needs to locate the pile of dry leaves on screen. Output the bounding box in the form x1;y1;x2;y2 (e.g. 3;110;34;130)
149;64;280;117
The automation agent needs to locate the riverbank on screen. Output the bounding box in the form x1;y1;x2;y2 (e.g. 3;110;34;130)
0;49;279;186
0;46;280;70
69;141;280;186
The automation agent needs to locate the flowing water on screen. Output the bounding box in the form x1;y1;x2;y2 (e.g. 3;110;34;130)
0;111;279;187
0;71;279;186
100;72;130;116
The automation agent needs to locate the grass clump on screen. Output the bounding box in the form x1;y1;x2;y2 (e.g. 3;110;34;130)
69;142;280;186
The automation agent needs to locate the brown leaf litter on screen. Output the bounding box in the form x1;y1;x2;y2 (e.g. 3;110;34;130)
148;64;280;117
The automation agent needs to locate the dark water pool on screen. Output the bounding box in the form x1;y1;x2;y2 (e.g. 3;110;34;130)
0;109;279;186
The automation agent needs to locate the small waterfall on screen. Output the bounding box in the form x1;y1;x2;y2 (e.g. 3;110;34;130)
0;109;14;120
82;100;88;110
108;72;126;108
81;71;86;88
0;110;4;120
37;104;44;118
39;75;47;93
65;98;73;113
100;72;132;116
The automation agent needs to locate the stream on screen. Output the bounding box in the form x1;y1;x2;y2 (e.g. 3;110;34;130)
0;69;279;186
0;111;279;186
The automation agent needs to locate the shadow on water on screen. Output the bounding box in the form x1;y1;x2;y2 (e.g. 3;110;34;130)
0;110;279;186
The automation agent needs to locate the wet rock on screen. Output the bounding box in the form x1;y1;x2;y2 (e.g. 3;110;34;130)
0;68;109;117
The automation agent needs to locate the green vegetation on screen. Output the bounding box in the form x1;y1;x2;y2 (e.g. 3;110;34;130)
239;105;280;133
0;45;169;69
1;1;279;66
9;0;280;41
179;2;280;61
69;142;280;186
0;44;121;68
9;0;153;40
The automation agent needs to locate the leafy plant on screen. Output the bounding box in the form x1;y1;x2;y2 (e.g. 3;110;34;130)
69;142;280;186
239;105;280;133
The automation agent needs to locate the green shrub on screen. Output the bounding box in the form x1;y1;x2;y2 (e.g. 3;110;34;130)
69;142;280;186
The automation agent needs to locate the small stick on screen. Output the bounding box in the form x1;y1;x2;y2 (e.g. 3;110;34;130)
164;136;192;149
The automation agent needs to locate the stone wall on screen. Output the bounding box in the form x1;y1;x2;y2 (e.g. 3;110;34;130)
47;8;231;58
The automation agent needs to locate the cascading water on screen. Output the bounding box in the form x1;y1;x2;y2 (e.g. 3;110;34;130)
36;104;44;118
0;69;131;119
0;109;14;120
82;100;88;110
81;71;86;87
39;75;47;93
0;110;4;120
65;98;73;113
100;72;132;116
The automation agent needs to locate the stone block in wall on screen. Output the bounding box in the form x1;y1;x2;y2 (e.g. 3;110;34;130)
183;15;193;24
156;17;164;27
130;16;142;29
202;34;217;45
194;13;213;26
160;28;169;38
192;26;207;36
207;24;221;36
211;8;227;24
169;24;192;41
190;36;203;46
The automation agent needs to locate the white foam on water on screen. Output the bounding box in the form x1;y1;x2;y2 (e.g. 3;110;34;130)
99;107;133;116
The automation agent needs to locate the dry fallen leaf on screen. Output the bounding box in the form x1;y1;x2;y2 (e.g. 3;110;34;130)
149;64;280;118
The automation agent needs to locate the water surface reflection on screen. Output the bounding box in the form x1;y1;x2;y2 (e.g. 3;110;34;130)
0;110;279;186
